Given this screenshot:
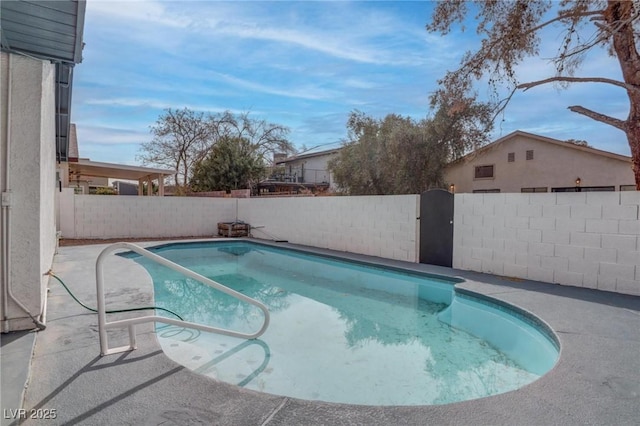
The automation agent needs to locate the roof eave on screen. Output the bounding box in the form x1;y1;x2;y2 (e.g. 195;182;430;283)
73;0;86;64
447;130;631;167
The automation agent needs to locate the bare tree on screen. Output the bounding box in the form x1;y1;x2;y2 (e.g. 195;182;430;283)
138;108;294;189
427;0;640;188
216;111;294;161
137;108;212;187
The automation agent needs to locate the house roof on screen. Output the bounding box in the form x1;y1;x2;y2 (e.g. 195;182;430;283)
449;130;632;166
1;0;86;163
69;159;176;181
277;147;342;164
0;0;86;64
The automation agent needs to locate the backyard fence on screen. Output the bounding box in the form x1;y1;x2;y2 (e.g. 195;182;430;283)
454;192;639;296
57;189;639;296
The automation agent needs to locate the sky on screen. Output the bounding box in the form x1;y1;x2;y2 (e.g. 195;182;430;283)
72;0;630;166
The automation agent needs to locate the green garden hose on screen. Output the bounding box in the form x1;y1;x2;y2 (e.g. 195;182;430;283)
47;272;184;321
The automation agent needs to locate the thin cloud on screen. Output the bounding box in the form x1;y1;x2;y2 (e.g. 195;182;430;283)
83;97;249;114
210;22;400;65
88;0;191;28
76;125;151;146
210;72;342;101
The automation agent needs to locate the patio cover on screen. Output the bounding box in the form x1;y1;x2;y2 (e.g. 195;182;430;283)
69;159;175;196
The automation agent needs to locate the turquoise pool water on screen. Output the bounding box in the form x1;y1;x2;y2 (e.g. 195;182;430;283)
130;241;559;405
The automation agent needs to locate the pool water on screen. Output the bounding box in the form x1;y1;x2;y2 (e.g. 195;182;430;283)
131;241;558;406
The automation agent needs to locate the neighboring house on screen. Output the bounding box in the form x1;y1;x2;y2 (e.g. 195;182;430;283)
1;0;86;332
444;131;636;194
258;148;340;195
63;124;175;195
60;124;110;194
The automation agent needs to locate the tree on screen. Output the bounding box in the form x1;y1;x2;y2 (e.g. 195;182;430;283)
329;99;492;195
138;108;294;189
215;111;294;163
137;108;212;187
426;1;640;189
94;187;116;195
565;138;591;147
190;136;266;192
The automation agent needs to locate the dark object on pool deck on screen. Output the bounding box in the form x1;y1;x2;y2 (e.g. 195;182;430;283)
218;221;250;237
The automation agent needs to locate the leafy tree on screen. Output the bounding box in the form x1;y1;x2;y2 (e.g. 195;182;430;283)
329;98;492;195
565;138;591;147
138;108;294;189
190;136;266;192
426;0;640;189
94;187;116;195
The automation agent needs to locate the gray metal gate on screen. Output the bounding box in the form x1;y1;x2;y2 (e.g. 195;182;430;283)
419;189;454;267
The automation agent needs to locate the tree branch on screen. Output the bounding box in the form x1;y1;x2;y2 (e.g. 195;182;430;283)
567;105;626;131
528;9;604;34
518;76;639;93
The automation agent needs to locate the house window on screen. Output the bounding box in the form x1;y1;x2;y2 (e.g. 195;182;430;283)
526;150;534;160
552;186;615;192
620;185;636;191
473;189;500;193
507;152;515;162
474;165;494;179
521;187;548;193
582;186;615;192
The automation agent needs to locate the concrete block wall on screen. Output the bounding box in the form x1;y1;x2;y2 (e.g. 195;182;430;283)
453;192;640;296
59;194;420;263
239;195;419;262
59;191;639;296
61;195;237;239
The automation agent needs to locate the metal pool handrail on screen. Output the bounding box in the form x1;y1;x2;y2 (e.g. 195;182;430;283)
95;242;270;356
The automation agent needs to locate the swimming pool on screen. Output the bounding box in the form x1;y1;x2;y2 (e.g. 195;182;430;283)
128;240;559;406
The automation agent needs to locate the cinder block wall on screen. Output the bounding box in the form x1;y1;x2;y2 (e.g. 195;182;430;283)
453;192;640;296
239;195;420;262
59;192;639;295
60;195;420;263
63;195;237;238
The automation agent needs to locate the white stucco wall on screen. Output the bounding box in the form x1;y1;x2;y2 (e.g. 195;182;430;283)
39;60;57;315
0;53;57;331
453;192;640;296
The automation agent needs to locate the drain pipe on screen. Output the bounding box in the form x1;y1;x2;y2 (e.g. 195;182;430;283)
1;53;12;333
1;54;46;331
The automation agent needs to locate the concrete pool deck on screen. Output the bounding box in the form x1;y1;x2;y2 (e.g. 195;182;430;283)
3;239;640;425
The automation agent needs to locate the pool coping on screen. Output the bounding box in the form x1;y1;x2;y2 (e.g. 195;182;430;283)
7;238;640;425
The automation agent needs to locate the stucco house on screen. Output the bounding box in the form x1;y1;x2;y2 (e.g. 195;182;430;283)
258;148;340;195
1;0;86;332
278;148;340;186
444;131;635;193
